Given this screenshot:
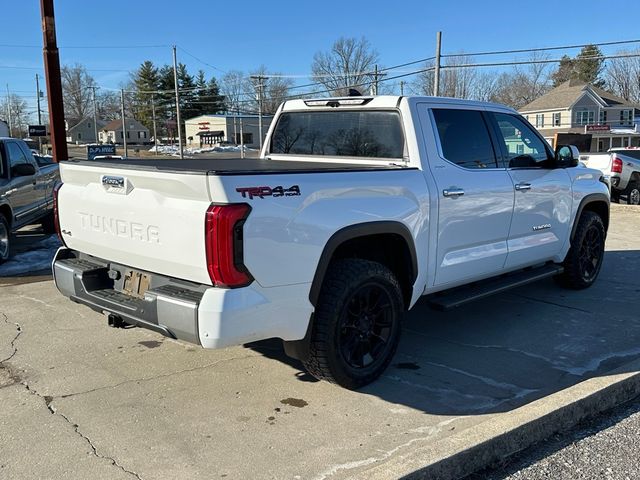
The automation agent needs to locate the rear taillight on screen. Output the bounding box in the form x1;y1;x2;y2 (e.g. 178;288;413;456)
205;204;252;288
53;182;66;245
611;155;623;173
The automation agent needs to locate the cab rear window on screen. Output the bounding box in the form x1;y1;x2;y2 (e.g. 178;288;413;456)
270;110;404;159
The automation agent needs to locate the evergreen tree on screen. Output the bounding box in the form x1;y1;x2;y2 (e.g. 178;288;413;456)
131;61;160;132
192;70;225;116
551;56;574;86
575;45;605;87
551;46;605;88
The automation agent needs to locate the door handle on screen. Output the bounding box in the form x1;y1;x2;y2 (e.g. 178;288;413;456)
443;188;465;197
515;183;532;191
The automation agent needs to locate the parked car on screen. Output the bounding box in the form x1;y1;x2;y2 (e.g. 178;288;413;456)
0;138;60;263
52;96;609;388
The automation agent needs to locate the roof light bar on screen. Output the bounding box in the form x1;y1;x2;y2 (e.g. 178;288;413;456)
303;98;372;107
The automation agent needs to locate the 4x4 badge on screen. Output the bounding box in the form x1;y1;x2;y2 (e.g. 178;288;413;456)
236;185;301;200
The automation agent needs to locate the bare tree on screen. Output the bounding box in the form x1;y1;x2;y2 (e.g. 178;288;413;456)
61;63;97;119
490;52;552;109
413;54;479;99
243;66;294;114
414;61;435;96
311;37;379;96
96;91;121;121
221;70;246;114
606;50;640;103
471;71;500;102
0;93;30;138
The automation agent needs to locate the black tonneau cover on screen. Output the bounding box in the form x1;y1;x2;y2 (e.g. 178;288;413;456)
63;157;409;176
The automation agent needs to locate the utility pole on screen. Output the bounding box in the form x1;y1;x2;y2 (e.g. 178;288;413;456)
434;31;442;97
250;75;267;149
172;45;184;159
90;86;98;144
372;64;379;95
151;93;158;155
400;80;405;96
35;74;43;125
6;85;13;137
40;0;68;163
120;89;128;158
233;116;237;146
36;74;43;152
239;117;245;159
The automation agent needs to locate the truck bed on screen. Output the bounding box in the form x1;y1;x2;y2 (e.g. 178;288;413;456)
62;157;409;176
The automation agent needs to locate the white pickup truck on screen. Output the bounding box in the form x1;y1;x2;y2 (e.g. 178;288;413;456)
581;148;640;204
53;96;609;389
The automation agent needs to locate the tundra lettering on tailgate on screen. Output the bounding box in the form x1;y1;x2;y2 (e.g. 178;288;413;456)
79;212;160;243
236;185;301;200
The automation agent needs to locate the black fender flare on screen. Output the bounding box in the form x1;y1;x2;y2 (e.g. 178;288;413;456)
308;221;418;307
571;193;610;240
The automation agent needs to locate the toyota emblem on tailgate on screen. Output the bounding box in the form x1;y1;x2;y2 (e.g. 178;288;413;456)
101;175;133;195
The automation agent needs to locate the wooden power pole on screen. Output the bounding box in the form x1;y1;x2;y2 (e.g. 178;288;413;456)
40;0;68;163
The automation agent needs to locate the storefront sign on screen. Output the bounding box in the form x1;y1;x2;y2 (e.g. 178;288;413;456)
585;124;611;133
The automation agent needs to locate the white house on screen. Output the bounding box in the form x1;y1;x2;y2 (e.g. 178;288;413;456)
66;117;107;144
520;80;640;152
99;119;150;145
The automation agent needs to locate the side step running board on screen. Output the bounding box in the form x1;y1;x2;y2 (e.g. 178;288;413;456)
427;264;564;311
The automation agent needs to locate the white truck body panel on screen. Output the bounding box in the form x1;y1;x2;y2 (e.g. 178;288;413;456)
53;95;610;355
58;163;214;285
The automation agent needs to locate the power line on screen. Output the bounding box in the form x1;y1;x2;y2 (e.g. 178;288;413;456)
177;47;226;74
442;38;640;58
437;52;640;70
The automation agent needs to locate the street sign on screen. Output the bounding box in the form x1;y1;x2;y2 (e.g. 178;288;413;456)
87;144;117;160
28;125;47;137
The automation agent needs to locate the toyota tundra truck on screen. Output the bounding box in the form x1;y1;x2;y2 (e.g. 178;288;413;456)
52;96;610;389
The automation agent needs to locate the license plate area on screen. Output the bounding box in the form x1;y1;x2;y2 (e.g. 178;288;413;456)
121;269;151;299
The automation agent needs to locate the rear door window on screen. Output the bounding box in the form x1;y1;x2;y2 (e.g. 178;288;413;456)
432;109;498;169
270;110;404;159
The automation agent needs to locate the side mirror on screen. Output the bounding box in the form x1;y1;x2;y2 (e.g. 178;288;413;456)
11;163;36;177
555;145;580;168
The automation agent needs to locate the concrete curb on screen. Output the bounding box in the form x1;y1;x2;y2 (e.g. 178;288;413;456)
358;359;640;480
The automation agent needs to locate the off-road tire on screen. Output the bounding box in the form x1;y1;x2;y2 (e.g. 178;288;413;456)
555;211;605;289
621;182;640;205
0;215;10;264
303;259;403;389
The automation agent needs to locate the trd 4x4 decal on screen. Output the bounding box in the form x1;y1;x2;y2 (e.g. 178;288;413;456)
236;185;301;199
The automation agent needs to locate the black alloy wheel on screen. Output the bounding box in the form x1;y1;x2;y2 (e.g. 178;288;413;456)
577;223;604;283
304;259;403;389
338;283;395;370
555;211;605;289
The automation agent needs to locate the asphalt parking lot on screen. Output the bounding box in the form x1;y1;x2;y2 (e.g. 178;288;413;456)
1;204;639;479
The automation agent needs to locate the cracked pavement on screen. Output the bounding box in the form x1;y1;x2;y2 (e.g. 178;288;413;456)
1;204;639;480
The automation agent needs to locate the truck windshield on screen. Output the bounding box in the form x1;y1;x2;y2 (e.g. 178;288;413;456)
270;110;404;159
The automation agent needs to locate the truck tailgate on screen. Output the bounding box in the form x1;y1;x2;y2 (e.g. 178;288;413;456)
57;162;214;285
